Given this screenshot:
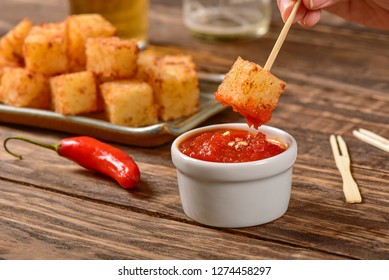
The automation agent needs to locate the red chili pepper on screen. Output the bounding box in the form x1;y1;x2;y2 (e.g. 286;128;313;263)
3;136;140;188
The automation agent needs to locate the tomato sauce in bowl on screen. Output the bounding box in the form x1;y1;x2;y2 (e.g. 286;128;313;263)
178;128;286;163
171;123;298;228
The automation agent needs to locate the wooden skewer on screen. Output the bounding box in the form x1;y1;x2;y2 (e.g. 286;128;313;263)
353;128;389;153
264;0;302;71
330;135;362;204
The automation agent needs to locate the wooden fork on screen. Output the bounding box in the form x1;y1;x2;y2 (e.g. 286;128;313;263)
330;135;362;203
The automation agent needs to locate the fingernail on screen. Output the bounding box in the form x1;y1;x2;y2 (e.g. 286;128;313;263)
310;0;330;9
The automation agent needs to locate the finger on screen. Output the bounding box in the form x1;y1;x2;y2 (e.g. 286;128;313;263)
298;9;322;27
308;0;345;9
278;0;308;23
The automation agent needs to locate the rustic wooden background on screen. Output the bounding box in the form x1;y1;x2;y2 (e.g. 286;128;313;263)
0;0;388;259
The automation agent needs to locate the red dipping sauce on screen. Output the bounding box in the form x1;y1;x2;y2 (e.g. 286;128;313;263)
179;129;286;163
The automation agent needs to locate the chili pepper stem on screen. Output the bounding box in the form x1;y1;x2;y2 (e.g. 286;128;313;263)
3;136;60;159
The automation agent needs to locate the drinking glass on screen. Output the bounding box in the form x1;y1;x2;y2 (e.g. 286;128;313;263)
183;0;271;41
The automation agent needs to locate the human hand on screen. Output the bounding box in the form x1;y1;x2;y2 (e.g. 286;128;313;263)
277;0;389;30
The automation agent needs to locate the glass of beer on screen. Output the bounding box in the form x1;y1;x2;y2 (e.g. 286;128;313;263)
68;0;149;49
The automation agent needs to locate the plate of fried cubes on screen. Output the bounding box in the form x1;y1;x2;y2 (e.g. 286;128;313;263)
0;14;225;147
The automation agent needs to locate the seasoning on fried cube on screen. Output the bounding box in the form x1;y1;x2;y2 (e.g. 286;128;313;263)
23;22;68;75
215;56;286;128
66;14;116;72
146;55;199;121
0;18;32;64
0;67;50;109
86;37;139;81
100;80;158;127
50;71;99;115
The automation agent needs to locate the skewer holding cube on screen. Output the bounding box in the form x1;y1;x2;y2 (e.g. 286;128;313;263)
215;0;302;128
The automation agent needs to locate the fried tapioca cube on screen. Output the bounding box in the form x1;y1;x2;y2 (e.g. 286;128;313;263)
215;57;286;128
145;54;199;121
100;80;158;127
0;18;32;64
86;37;139;81
23;22;68;75
0;67;50;109
65;14;116;71
50;71;99;115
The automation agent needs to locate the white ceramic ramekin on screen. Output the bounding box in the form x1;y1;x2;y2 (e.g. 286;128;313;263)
171;123;298;228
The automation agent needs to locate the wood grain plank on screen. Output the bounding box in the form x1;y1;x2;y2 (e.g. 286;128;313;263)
1;123;388;259
0;0;388;261
0;180;343;260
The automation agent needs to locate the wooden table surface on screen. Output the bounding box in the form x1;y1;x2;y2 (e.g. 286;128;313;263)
0;0;388;260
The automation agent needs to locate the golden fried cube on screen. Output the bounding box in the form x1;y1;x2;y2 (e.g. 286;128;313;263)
215;57;286;128
86;37;139;81
100;80;158;127
0;18;32;64
50;71;99;115
65;14;116;71
0;56;20;102
23;22;68;75
0;55;20;69
136;51;157;81
147;55;199;121
0;67;50;109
